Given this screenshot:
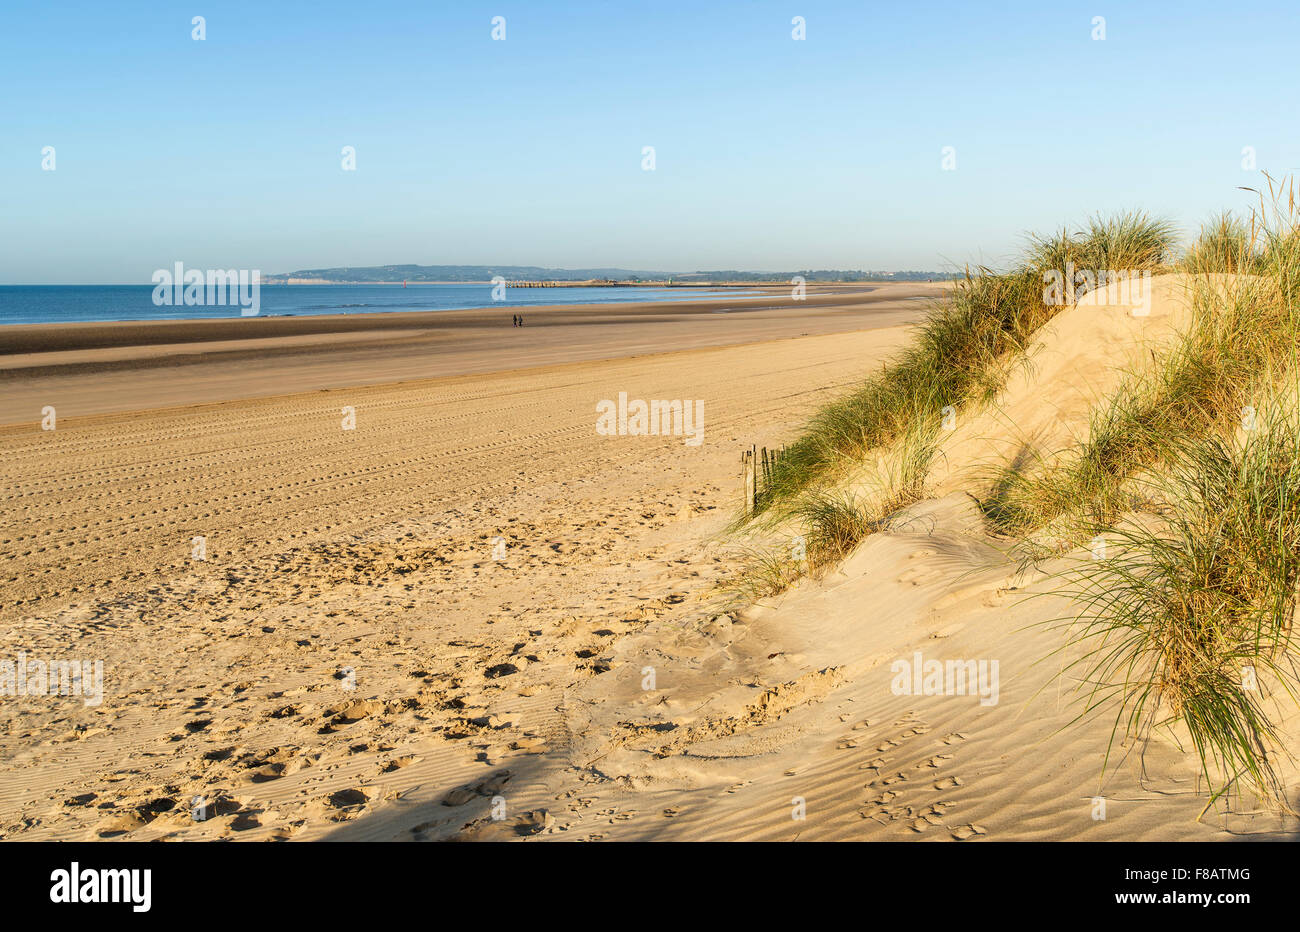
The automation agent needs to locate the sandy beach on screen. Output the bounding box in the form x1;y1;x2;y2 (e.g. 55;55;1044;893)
0;285;927;840
3;278;1297;843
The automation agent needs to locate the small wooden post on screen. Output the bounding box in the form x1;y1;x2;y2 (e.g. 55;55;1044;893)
748;444;759;512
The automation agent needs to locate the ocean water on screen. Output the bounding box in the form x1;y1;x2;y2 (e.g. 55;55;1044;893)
0;284;755;327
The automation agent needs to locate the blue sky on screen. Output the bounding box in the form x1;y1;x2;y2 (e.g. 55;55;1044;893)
3;0;1298;282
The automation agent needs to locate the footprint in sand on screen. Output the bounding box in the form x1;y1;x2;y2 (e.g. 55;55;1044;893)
909;801;959;834
327;787;372;809
381;755;420;773
512;809;555;835
934;775;964;790
917;754;955;770
896;567;928;586
951;823;987;840
454;807;556;840
229;809;265;831
94;811;150;838
441;769;513;806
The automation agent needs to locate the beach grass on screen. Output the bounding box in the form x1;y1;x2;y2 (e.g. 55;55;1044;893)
1052;392;1300;805
737;188;1300;808
724;408;938;600
982;191;1300;546
754;212;1177;520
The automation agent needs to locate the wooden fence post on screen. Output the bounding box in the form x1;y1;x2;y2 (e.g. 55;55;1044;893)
749;448;756;515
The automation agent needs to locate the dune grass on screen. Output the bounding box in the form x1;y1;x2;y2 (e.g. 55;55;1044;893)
756;212;1176;518
999;181;1300;809
1027;211;1177;277
720;543;807;604
1054;395;1300;806
722;415;937;601
982;193;1300;546
1182;211;1258;275
729;212;1177;602
792;435;932;572
721;489;898;605
727;185;1300;810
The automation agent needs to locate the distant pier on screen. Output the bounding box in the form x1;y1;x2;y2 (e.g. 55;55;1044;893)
505;280;628;288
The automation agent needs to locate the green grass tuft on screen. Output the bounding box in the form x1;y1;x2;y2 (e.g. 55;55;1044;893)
1053;397;1300;805
984;195;1300;546
757;212;1177;518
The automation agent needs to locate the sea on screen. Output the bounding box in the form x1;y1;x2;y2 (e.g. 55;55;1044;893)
0;284;756;328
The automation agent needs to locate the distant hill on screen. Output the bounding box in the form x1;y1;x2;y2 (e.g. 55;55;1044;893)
264;265;670;284
263;264;956;284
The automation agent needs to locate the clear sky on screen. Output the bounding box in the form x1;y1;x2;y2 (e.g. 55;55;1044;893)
3;0;1298;283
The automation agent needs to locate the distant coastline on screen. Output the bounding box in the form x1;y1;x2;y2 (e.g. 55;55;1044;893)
0;281;783;327
269;279;788;287
261;264;957;286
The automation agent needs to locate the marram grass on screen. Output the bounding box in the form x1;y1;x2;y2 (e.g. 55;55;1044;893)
983;193;1300;546
1050;398;1300;808
756;212;1177;518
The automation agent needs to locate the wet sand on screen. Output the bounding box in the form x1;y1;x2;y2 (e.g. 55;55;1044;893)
0;283;945;420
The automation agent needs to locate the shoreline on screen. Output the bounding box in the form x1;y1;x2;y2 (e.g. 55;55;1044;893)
0;284;884;352
263;280;801;287
0;282;860;331
0;283;946;420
